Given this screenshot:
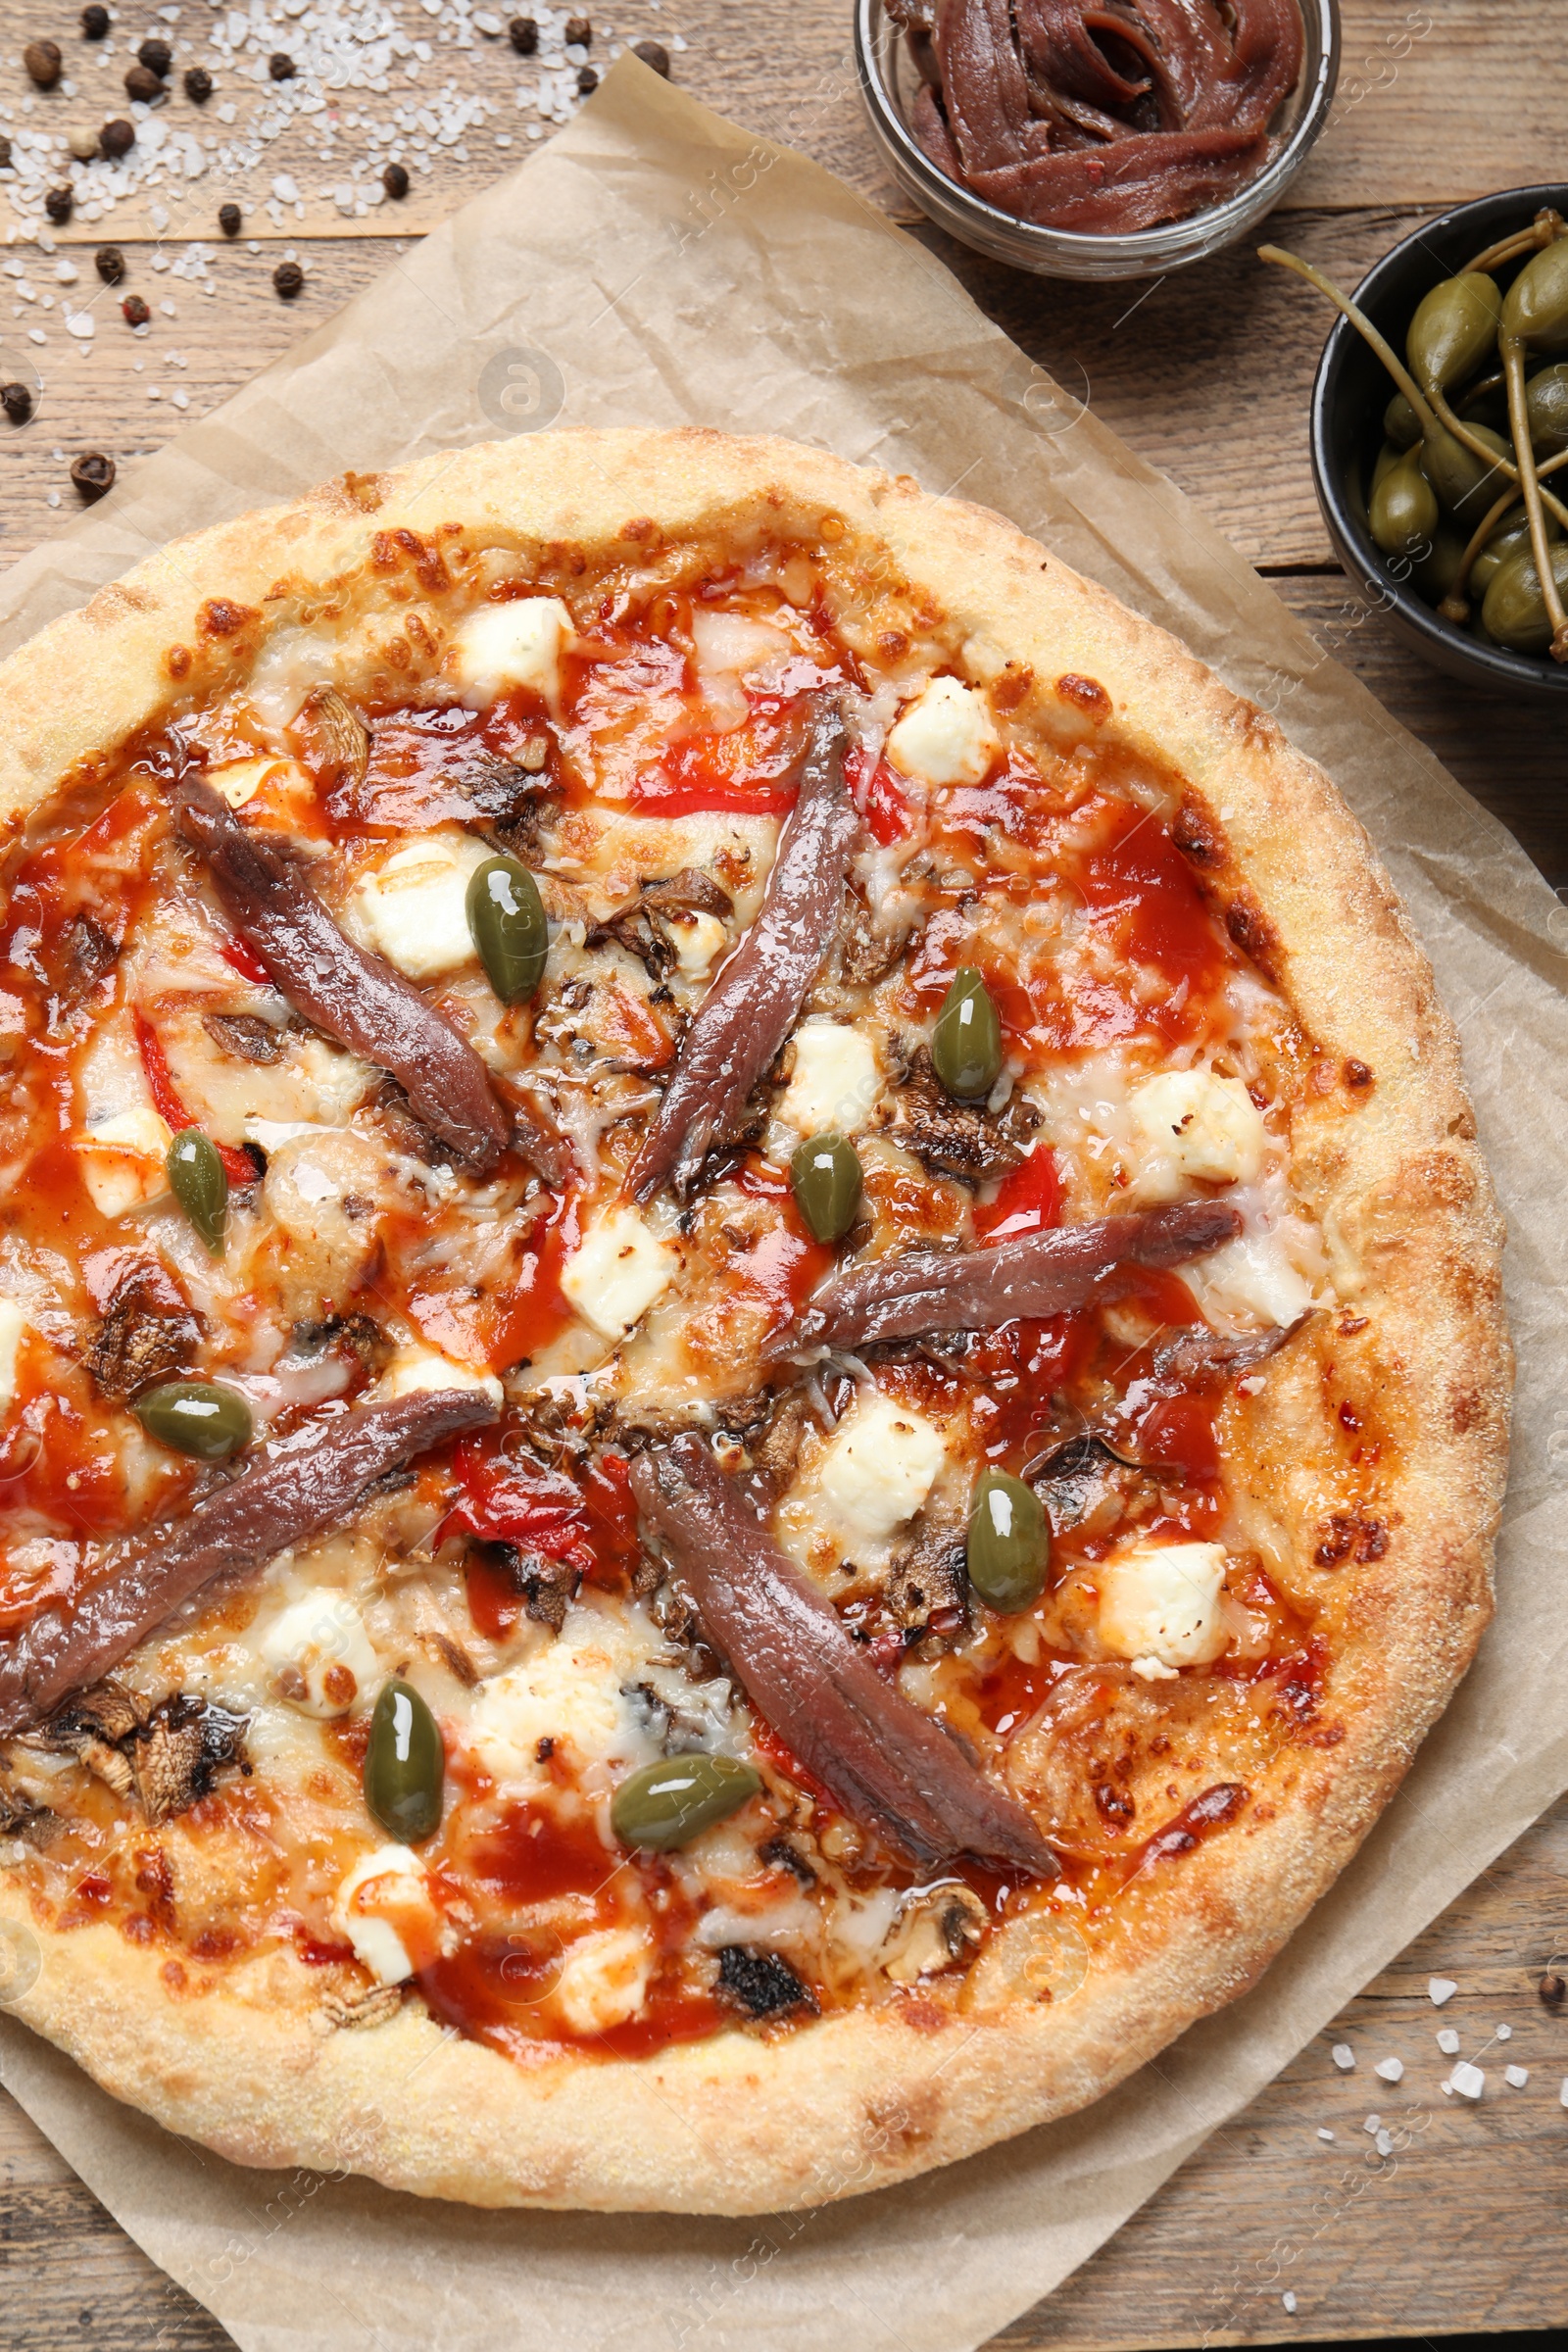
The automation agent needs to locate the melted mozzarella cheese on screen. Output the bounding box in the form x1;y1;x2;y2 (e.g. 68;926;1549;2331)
667;910;728;976
452;596;572;707
1127;1069;1266;1200
560;1206;674;1341
331;1844;434;1986
206;756;308;810
0;1298;28;1416
777;1019;883;1138
257;1590;379;1718
885;676;999;788
815;1391;947;1544
78;1105;173;1218
555;1927;652;2034
344;834;490;982
1097;1540;1230;1668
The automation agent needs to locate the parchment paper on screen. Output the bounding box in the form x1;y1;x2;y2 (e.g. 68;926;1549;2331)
2;57;1565;2352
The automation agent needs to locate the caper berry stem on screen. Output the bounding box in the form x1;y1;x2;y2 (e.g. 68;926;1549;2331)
1500;326;1568;660
1425;382;1568;531
1438;486;1520;620
1257;245;1441;438
1462;209;1566;278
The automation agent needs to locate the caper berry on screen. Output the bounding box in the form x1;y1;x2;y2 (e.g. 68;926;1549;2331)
1369;448;1441;559
1412;526;1468;603
931;966;1003;1102
1383;389;1422;450
790;1132;862;1244
365;1677;445;1842
1370;439;1402;494
611;1753;761;1851
1419;421;1511;518
1501;238;1568;354
167;1128;228;1255
965;1469;1049;1613
466;855;548;1004
133;1380;253;1461
1525;362;1568;454
1481;537;1568;653
1405;271;1501;393
1471;507;1560;597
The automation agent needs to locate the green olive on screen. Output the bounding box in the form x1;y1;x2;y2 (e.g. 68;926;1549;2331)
1383;390;1422;450
1419;421;1512;518
365;1677;445;1842
1369;448;1441;559
931;966;1003;1102
790;1132;862;1245
1370;439;1402;494
466;856;548;1004
965;1469;1050;1613
1501;239;1568;354
1405;271;1501;392
133;1380;253;1461
1525;362;1568;453
1481;538;1568;653
611;1753;761;1851
1470;506;1559;596
167;1128;227;1255
1412;526;1468;602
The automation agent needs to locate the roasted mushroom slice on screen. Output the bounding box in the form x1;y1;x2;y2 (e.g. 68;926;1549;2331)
82;1259;202;1404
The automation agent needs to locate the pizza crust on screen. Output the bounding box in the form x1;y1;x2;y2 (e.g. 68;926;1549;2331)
0;428;1509;2211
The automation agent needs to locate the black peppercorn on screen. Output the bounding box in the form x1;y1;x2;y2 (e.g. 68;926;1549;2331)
124;62;163;102
24;39;62;88
0;137;11;171
564;15;592;44
137;35;172;75
381;161;409;200
269;51;295;80
44;186;74;226
575;64;598;94
100;118;135;159
81;4;110;36
1541;1972;1566;2010
218;200;241;236
122;291;151;326
631;39;669;75
95;243;125;284
71;452;116;503
1;382;33;425
273;259;304;300
509;16;537;54
184;65;213;102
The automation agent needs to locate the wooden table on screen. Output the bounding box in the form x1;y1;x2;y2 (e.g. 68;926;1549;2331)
0;1;1564;2343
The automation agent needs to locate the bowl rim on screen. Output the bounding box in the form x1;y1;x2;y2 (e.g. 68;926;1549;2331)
1308;180;1568;699
853;0;1341;269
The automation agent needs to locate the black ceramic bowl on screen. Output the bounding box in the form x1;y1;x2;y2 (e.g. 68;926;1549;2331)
1309;181;1568;700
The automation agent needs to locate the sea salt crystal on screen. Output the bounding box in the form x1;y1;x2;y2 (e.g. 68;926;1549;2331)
1437;2029;1460;2055
63;311;92;336
1429;1978;1458;2006
1374;2057;1403;2083
1374;2129;1394;2156
1559;2078;1568;2108
1317;2129;1334;2141
1505;2065;1529;2088
1449;2062;1485;2100
1362;2114;1381;2133
1282;2292;1297;2315
1331;2043;1355;2071
1496;2024;1512;2040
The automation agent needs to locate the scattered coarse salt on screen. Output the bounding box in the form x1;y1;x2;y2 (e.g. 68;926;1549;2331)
1317;2128;1335;2142
1374;2057;1404;2083
1449;2062;1485;2100
1374;2129;1394;2156
1496;2023;1512;2040
1331;2042;1355;2071
1429;1978;1458;2006
1282;2291;1298;2315
1437;2028;1460;2055
1362;2114;1381;2134
1559;2078;1568;2109
1505;2065;1530;2088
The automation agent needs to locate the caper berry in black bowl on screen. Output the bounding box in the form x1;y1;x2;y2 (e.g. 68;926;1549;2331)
1298;181;1568;699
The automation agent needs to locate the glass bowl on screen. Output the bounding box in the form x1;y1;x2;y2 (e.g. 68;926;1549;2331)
854;0;1341;282
1310;183;1568;702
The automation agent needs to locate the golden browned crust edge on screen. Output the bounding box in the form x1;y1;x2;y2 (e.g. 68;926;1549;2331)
0;427;1511;2213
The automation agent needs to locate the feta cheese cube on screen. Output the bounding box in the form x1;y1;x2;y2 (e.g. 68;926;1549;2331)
380;1345;504;1410
78;1104;174;1218
0;1298;28;1417
561;1206;674;1341
886;675;999;788
259;1591;379;1718
1128;1069;1267;1200
1097;1540;1230;1668
331;1843;432;1986
777;1018;882;1138
469;1602;665;1791
344;834;490;982
1182;1229;1315;1330
554;1926;652;2034
816;1390;946;1544
452;595;572;707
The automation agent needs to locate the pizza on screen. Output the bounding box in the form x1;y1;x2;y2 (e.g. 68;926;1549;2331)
0;429;1508;2214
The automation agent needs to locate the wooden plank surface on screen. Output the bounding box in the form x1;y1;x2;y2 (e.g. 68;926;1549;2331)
1;0;1565;2344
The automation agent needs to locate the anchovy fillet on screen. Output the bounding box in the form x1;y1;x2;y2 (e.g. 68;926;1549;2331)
631;1435;1058;1877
